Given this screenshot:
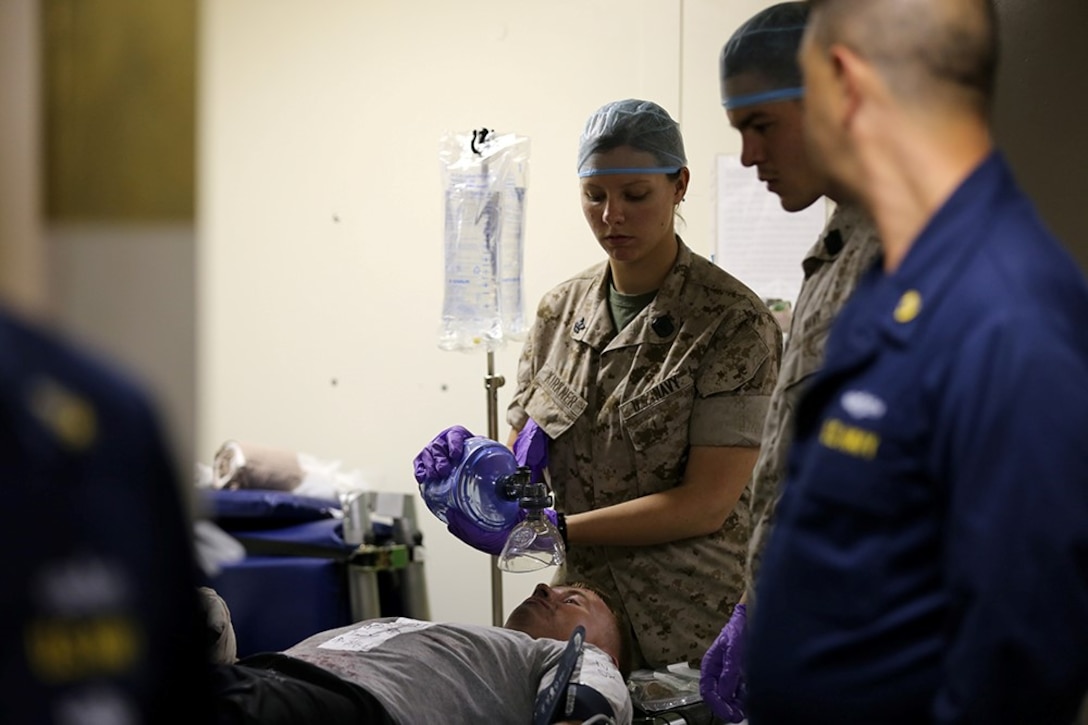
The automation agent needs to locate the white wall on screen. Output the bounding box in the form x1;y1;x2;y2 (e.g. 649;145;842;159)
198;0;778;626
47;223;197;474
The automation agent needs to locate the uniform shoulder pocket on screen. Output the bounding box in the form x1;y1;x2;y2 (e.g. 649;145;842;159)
697;316;776;397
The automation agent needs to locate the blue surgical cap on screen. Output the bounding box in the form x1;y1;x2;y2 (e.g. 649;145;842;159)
576;99;687;178
719;2;809;111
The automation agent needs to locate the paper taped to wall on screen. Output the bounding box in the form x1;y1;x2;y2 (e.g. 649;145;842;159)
714;153;828;309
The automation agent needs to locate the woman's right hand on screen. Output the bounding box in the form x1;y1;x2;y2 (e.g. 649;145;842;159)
512;418;549;481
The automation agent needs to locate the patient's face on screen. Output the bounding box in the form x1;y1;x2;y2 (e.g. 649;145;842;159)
504;583;620;658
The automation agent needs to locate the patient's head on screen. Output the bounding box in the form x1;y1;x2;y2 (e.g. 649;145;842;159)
504;582;633;679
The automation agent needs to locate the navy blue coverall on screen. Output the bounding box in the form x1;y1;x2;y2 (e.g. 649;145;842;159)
747;153;1088;724
0;308;211;723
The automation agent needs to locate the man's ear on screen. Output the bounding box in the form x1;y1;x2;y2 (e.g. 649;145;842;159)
829;43;866;131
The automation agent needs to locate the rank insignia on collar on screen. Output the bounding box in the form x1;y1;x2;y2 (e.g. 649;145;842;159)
29;377;98;451
894;290;923;324
651;315;675;337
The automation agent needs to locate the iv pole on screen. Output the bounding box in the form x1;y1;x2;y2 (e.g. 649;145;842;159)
471;127;507;627
484;350;505;626
438;126;524;626
440;126;549;625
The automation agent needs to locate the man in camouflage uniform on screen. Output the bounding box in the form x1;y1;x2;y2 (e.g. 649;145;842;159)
505;99;781;669
700;4;882;722
746;211;880;593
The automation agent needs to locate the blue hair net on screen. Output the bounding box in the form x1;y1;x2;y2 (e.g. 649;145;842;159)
719;2;809;110
576;99;687;178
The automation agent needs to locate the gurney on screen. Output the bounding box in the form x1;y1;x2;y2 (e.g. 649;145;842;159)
201;487;429;658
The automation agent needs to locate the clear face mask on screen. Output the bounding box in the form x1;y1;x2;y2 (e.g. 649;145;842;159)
497;477;565;573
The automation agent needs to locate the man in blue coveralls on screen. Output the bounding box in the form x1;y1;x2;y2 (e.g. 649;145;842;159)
0;305;212;723
746;1;1088;724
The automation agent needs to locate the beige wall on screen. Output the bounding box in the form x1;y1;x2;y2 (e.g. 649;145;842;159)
47;222;197;472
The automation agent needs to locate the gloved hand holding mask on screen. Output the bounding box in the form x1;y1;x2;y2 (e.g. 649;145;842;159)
511;418;548;482
412;421;557;556
445;506;562;556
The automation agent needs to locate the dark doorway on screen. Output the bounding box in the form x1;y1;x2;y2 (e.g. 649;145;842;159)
993;0;1088;271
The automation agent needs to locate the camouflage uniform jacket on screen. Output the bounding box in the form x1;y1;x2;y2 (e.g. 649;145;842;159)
746;204;882;601
508;239;781;667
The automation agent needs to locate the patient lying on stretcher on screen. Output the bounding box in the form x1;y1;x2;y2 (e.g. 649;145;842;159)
206;582;634;724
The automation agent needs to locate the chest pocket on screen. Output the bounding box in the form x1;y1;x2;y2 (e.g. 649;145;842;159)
781;308;834;394
781;382;935;623
619;373;694;487
523;366;587;439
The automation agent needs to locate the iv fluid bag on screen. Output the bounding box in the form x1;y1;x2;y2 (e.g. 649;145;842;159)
438;130;529;352
441;171;502;348
500;181;528;341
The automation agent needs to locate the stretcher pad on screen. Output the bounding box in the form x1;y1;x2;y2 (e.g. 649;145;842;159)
202;489;411;658
212;552;352;657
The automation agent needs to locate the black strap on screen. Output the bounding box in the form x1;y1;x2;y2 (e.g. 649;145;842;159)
561;683;616;723
234;536;355;561
556;513;569;549
532;626;618;724
234;536;409;570
534;625;585;725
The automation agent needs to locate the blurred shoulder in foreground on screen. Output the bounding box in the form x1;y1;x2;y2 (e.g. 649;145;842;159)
0;305;212;724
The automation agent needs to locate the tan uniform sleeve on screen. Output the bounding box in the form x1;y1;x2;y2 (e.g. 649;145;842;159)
690;307;781;447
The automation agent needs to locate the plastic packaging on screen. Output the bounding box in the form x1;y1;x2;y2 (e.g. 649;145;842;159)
438;129;530;352
419;436;521;531
627;664;704;713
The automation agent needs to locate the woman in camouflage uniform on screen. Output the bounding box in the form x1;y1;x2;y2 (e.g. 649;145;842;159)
415;99;781;668
497;99;781;668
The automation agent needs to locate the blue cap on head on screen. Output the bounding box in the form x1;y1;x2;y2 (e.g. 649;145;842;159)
577;99;687;178
720;2;808;111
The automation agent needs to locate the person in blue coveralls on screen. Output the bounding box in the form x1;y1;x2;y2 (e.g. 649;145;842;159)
745;1;1088;724
0;305;212;723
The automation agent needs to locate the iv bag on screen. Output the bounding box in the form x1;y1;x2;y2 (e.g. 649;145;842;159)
438;129;530;352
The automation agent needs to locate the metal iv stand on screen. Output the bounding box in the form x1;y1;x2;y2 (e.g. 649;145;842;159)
467;126;508;627
445;126;513;627
484;350;505;626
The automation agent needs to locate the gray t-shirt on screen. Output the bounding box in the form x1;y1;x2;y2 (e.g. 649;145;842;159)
285;618;633;724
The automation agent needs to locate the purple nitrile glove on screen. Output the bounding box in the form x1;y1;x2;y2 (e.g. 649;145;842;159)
413;425;475;484
512;418;549;482
446;506;560;556
700;603;748;723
